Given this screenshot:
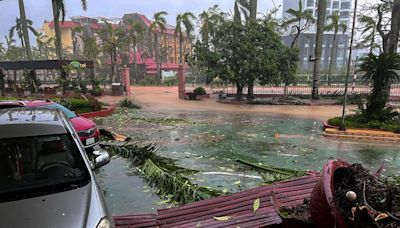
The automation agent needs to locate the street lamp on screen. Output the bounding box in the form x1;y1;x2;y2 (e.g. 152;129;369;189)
340;0;358;131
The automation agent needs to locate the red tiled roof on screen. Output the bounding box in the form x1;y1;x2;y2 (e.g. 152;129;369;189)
114;175;320;228
48;21;103;30
48;21;80;29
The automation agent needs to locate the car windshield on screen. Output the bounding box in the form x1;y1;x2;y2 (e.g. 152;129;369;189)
0;134;90;202
46;103;77;119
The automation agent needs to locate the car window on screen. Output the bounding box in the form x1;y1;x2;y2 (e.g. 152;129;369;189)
46;103;77;119
0;134;90;202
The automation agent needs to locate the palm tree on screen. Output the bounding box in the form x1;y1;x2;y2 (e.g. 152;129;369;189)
247;0;257;99
125;19;144;80
9;18;37;59
99;20;125;82
360;53;400;119
388;0;400;54
0;43;5;60
312;0;327;100
18;0;33;60
175;12;196;66
325;14;347;85
51;0;87;60
358;15;377;54
199;8;223;44
149;11;168;80
249;0;257;23
234;0;250;23
36;32;55;59
71;26;83;59
282;0;315;48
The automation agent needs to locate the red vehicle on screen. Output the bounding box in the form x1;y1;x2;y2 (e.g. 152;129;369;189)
0;100;100;150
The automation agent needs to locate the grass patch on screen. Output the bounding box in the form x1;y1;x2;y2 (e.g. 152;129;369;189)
328;115;400;133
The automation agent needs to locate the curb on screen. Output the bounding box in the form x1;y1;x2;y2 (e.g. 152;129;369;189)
79;106;115;118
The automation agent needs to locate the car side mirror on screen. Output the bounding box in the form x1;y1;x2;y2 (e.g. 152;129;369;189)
92;150;110;170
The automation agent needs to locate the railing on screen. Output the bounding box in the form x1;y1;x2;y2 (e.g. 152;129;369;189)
188;80;400;97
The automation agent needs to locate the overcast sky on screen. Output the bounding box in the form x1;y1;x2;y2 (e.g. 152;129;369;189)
0;0;280;45
0;0;378;46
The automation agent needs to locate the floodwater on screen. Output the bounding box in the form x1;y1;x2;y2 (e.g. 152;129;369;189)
95;157;164;216
95;111;400;215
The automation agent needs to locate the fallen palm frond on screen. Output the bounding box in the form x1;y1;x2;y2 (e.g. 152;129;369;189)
102;141;223;205
236;158;306;184
140;159;223;205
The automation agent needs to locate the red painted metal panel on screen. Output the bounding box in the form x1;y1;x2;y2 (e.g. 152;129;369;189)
114;175;320;228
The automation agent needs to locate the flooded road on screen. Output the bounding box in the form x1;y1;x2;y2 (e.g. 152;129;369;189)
95;109;400;215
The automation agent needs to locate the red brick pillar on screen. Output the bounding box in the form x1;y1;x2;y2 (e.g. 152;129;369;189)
120;67;131;97
178;65;185;99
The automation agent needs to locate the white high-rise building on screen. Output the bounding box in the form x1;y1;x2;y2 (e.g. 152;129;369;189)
282;0;352;73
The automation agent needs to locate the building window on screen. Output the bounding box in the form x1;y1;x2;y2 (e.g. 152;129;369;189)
327;0;332;7
340;11;350;19
332;1;339;9
341;2;351;9
307;0;314;7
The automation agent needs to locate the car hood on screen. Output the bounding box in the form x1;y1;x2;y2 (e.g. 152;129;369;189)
0;183;103;228
70;116;96;132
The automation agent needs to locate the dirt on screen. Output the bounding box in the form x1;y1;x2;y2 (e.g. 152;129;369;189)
279;198;313;225
334;164;400;227
98;86;347;121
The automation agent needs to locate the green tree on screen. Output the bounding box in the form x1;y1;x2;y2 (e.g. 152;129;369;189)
312;0;327;100
279;48;299;95
124;19;144;80
360;53;400;120
36;32;55;59
9;17;38;58
199;6;225;45
282;0;315;48
51;0;87;60
99;20;126;82
175;12;196;65
211;21;285;100
357;15;377;54
325;13;347;85
149;11;168;79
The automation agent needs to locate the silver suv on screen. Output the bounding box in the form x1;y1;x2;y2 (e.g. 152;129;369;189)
0;107;113;228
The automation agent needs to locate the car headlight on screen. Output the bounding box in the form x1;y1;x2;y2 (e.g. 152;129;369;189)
77;126;96;137
97;217;113;228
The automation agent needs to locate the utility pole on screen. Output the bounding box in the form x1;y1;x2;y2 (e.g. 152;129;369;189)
340;0;358;131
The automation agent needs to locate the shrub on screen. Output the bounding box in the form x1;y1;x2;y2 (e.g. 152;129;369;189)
210;78;224;88
140;77;158;86
163;77;178;86
194;87;206;96
91;86;103;96
119;98;141;109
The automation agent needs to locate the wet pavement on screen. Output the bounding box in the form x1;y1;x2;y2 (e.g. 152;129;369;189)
95;109;400;215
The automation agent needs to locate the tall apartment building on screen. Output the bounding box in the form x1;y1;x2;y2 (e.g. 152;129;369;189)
282;0;352;72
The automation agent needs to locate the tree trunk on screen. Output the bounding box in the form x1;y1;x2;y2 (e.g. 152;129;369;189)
250;0;257;23
369;28;375;54
133;45;137;82
291;27;301;49
388;0;400;54
247;0;257;99
52;0;63;60
236;82;243;100
327;32;337;85
154;32;161;80
18;0;32;61
179;35;183;66
312;0;327;100
174;35;177;63
247;82;254;99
